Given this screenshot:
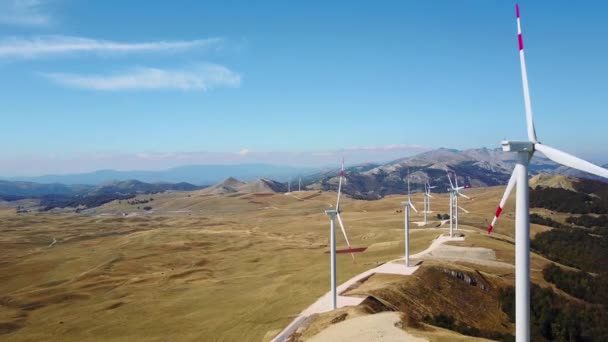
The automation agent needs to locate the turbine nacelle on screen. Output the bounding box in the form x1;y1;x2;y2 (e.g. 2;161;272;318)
501;140;534;153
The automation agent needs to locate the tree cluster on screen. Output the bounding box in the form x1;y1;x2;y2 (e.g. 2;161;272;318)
499;285;608;341
543;264;608;306
530;213;571;229
41;193;135;211
566;214;608;229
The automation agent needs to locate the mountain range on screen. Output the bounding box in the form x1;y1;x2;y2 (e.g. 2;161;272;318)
311;147;608;199
2;164;315;186
2;147;606;202
0;180;204;199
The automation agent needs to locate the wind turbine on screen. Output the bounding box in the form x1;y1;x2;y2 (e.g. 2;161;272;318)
401;170;418;267
298;176;302;192
335;158;358;261
488;4;608;341
324;158;366;309
446;172;470;236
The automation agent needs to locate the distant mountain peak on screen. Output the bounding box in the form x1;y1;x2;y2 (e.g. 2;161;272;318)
221;177;245;187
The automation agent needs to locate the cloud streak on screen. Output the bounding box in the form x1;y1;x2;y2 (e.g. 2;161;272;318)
42;64;241;91
0;35;222;58
0;0;51;27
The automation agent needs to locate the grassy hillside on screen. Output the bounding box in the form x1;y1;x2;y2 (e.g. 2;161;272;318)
2;178;606;341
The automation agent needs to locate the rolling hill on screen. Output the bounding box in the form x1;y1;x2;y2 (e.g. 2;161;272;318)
201;177;287;194
0;180;205;211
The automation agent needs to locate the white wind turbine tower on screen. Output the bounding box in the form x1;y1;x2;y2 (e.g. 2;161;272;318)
487;4;608;341
298;176;302;192
324;158;365;309
401;170;418;267
287;176;291;193
423;182;436;225
446;172;470;237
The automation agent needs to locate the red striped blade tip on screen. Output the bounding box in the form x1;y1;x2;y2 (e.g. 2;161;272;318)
518;34;524;51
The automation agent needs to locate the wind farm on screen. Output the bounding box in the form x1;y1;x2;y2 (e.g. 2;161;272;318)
2;1;608;342
0;183;515;341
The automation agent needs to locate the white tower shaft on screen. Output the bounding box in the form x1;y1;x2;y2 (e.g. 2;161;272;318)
405;204;410;267
325;210;338;310
449;192;453;238
515;152;531;341
455;193;459;231
423;194;427;224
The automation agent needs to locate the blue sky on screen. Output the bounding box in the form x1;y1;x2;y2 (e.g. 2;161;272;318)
1;0;608;176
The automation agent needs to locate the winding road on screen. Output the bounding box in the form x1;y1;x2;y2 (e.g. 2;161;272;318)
271;234;465;342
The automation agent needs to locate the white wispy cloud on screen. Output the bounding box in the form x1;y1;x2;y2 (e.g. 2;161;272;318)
42;64;241;91
0;0;52;27
0;35;222;58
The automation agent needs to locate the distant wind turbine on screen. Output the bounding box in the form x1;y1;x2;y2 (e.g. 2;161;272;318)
446;172;470;237
401;170;418;267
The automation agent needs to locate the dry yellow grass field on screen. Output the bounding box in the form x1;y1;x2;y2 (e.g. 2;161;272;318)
0;186;548;341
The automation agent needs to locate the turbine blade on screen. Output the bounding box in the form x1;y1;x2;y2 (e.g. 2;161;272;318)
535;144;608;179
455;172;459;188
488;169;518;234
336;176;342;209
410;202;418;213
407;169;411;198
336;159;345;209
335;212;351;247
516;3;538;142
458;206;469;214
336;212;355;261
458;193;471;200
427;194;434;198
447;172;454;189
